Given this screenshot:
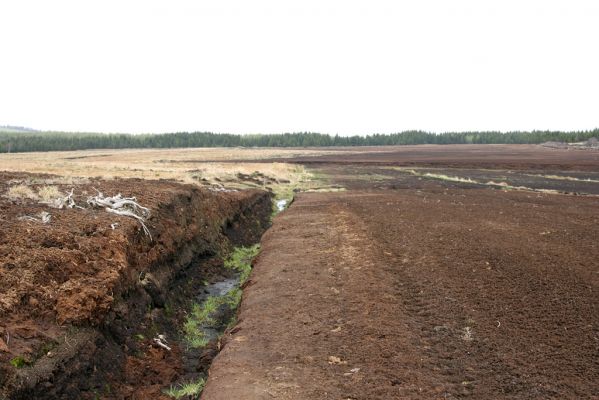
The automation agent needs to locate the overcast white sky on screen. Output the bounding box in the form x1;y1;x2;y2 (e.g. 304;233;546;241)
1;1;598;135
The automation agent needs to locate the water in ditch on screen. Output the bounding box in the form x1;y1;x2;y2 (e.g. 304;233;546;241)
276;199;288;211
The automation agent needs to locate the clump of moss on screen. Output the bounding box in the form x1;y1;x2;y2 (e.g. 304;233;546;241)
10;356;27;368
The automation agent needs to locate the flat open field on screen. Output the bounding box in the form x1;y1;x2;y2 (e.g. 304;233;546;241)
270;144;599;171
1;144;598;399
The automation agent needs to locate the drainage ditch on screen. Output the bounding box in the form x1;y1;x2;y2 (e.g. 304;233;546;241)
0;182;274;400
163;245;261;399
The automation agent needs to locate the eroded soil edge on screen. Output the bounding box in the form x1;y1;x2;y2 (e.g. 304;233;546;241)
0;173;272;399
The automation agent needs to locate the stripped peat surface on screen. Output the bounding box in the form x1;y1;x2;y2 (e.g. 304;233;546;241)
267;144;599;171
203;165;599;399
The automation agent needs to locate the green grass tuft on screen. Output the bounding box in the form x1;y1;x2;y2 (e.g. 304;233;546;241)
10;356;27;368
223;288;242;309
224;244;260;284
163;377;206;399
183;314;209;349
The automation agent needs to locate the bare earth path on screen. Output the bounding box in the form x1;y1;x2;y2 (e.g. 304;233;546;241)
202;186;599;399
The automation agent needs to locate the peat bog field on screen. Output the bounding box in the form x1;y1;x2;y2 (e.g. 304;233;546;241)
1;144;598;399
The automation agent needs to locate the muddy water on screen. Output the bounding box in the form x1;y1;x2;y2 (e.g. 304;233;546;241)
197;276;238;342
205;278;238;297
175;270;242;390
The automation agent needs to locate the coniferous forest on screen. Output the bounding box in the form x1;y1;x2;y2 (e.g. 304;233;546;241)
0;129;597;153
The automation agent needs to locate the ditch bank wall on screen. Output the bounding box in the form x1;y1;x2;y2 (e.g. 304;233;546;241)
0;174;272;399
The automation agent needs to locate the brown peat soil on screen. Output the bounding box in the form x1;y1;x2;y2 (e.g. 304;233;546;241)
269;144;599;171
0;172;272;399
203;147;599;399
1;144;598;399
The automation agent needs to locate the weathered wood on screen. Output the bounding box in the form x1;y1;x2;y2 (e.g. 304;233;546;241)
87;191;152;239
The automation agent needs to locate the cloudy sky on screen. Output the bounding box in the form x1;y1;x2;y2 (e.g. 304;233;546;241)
1;0;598;134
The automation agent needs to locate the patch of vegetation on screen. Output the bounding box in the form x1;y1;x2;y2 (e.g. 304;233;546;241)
266;165;314;201
422;172;477;184
193;296;220;325
399;168;567;195
182;246;260;349
526;173;599;183
223;287;242;310
183;323;209;349
10;356;27;368
183;301;214;349
224;245;260;284
183;291;242;349
399;169;478;184
37;185;62;202
302;186;346;193
226;315;238;330
6;184;38;201
163;378;206;399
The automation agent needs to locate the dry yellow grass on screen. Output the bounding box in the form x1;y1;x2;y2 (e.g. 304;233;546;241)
37;185;62;202
5;184;38;201
0;147;337;198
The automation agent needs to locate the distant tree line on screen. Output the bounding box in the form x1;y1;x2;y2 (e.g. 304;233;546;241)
0;129;597;153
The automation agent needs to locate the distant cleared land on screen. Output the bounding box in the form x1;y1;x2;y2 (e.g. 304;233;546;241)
1;129;598;153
